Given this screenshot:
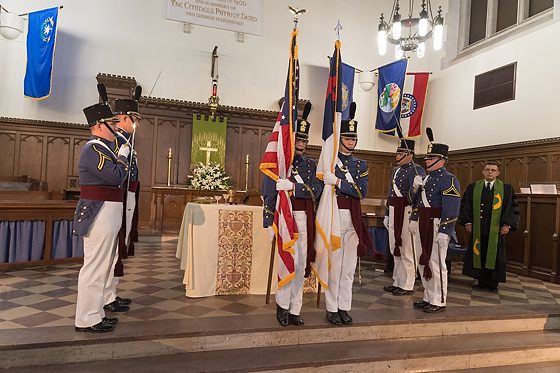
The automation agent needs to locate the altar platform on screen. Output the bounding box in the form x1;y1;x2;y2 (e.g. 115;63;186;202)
2;237;560;371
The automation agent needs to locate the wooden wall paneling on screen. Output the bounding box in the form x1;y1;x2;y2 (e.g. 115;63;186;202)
553;196;560;283
503;157;525;192
71;138;88;177
551;155;560;183
18;134;44;180
134;117;155;228
46;136;70;191
177;119;192;186
226;126;241;189
240;127;261;191
528;197;555;280
154;119;178;185
0;131;16;176
527;156;549;184
369;161;389;197
506;198;527;273
454;161;475;194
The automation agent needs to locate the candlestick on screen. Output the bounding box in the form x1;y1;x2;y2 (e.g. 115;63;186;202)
244;154;250;191
166;148;173;187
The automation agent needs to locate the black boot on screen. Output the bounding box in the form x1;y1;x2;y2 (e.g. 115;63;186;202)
276;305;289;326
338;310;353;325
326;311;342;325
288;313;304;326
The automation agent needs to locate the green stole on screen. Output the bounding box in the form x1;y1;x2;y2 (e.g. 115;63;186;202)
472;179;504;269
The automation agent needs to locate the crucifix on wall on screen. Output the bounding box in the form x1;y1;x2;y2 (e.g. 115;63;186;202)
199;140;218;165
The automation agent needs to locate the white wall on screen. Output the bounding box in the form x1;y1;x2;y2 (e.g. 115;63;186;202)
0;0;461;154
423;4;560;151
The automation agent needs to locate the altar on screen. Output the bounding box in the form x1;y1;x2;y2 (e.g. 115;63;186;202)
176;202;276;297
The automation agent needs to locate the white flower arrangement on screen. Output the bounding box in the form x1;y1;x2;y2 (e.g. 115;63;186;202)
187;162;231;191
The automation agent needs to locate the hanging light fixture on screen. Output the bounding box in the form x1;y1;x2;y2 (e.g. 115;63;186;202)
0;6;25;40
377;0;445;59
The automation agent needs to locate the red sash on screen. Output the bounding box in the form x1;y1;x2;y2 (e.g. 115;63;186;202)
418;207;442;280
291;197;316;277
80;186;124;202
387;196;409;257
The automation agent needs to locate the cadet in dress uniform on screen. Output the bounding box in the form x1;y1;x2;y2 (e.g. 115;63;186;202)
262;102;323;326
323;102;372;325
74;95;130;332
383;139;425;296
103;86;142;313
409;128;461;313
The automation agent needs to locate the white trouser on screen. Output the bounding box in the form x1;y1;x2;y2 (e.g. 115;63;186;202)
412;217;448;307
104;191;135;305
276;210;307;315
75;201;123;327
388;205;416;291
325;209;358;313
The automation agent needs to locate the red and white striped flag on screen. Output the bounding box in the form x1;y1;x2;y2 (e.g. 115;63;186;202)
400;72;429;138
259;29;299;289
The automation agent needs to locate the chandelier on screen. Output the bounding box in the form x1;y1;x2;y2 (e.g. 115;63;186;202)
377;0;444;59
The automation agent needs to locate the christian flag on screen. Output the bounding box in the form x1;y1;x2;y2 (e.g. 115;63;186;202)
374;59;408;134
400;72;429;138
312;40;344;289
24;7;59;99
259;29;299;289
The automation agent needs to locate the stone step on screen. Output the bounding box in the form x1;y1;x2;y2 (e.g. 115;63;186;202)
5;330;560;372
442;360;560;372
1;304;559;369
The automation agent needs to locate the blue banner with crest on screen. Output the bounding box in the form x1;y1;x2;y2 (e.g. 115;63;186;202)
24;7;59;99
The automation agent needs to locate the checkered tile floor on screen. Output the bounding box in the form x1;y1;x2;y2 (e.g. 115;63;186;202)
2;237;560;330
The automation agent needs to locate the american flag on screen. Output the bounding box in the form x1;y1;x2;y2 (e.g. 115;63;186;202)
312;40;344;288
259;29;300;289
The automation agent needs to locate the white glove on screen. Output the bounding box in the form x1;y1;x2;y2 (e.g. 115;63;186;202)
412;175;423;191
383;216;389;230
267;226;275;240
276;178;294;191
409;220;418;235
436;232;450;248
118;144;130;158
324;172;339;186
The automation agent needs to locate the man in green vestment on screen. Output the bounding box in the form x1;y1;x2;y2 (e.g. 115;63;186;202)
459;162;519;291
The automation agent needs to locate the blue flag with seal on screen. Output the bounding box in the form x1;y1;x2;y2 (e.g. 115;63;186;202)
340;62;355;120
24;7;59;99
375;59;408;134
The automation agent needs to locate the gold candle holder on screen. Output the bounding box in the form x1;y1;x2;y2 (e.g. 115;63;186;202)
166;148;173;187
244;154;250;191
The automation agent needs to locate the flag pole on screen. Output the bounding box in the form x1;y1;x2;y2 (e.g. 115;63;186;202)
18;5;63;16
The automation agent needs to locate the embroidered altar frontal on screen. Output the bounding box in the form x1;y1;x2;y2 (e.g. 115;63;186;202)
216;209;253;295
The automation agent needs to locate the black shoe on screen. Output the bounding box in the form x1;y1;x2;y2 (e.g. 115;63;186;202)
103;316;119;326
116;296;132;305
392;288;414;296
288;313;304;326
488;286;499;293
383;285;398;292
326;311;342;325
413;300;430;309
473;284;486;290
276;305;289;327
104;300;130;313
423;304;446;313
338;310;353;325
75;320;115;333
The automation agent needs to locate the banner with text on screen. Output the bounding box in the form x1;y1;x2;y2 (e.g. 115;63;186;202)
166;0;262;36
